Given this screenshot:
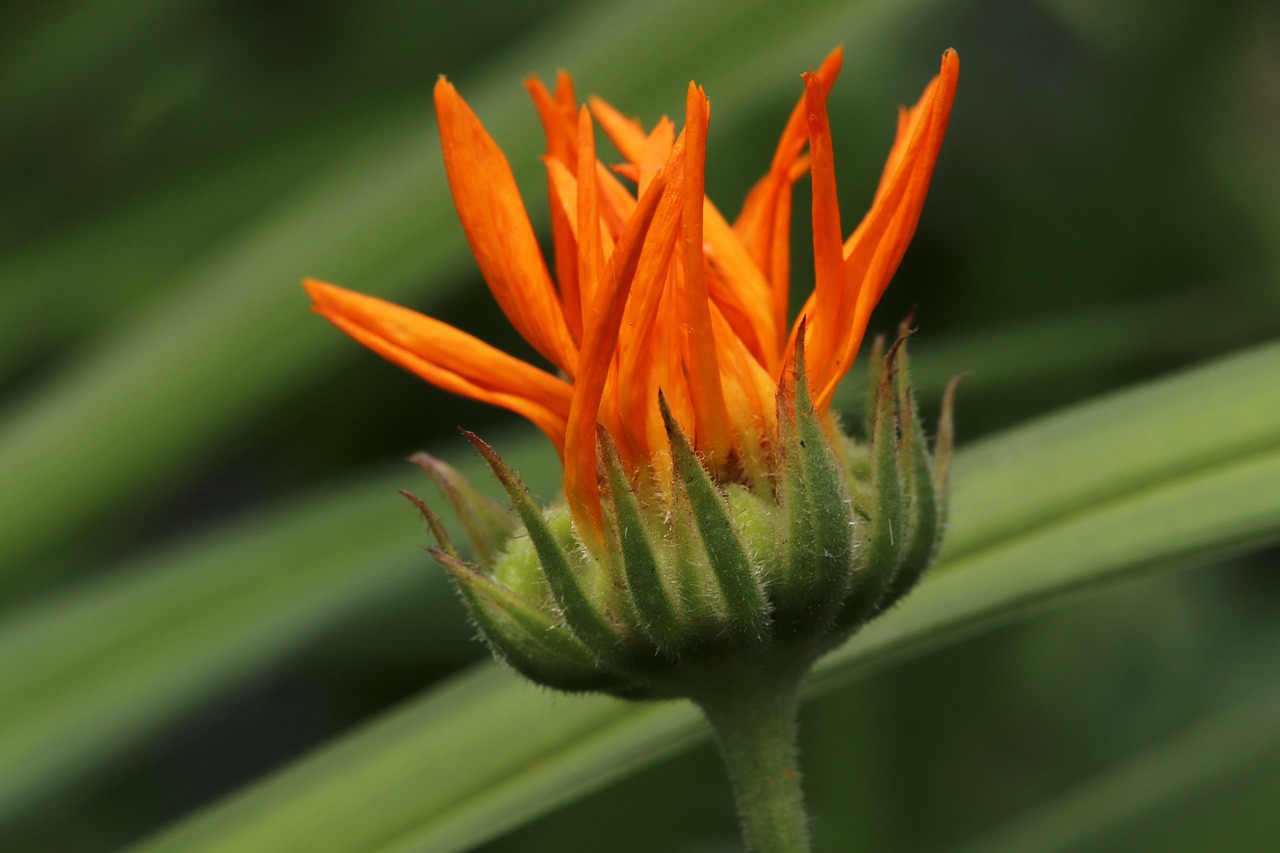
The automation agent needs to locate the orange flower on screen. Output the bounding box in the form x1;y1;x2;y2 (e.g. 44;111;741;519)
306;48;958;538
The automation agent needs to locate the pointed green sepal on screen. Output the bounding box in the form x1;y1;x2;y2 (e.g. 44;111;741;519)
464;432;627;661
773;369;817;631
410;452;515;568
933;374;962;522
878;335;938;609
598;427;683;652
659;394;770;644
399;488;461;561
864;333;887;439
837;336;909;630
431;548;624;693
774;327;856;636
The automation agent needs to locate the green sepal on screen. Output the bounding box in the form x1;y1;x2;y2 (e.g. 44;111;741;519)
932;375;962;524
659;395;770;645
598;427;683;653
410;452;515;568
667;455;720;645
431;548;624;693
398;488;461;562
774;328;855;636
864;333;887;440
464;432;627;662
878;336;938;609
837;337;909;630
773;371;816;632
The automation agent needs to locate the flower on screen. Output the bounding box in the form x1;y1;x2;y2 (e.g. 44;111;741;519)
308;52;961;850
305;47;958;546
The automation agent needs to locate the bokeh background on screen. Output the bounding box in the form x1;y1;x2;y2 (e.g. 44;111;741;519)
2;0;1278;850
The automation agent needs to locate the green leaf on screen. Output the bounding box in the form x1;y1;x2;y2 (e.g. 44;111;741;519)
133;341;1280;853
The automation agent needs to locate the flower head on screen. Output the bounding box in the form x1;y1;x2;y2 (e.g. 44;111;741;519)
306;48;958;543
308;52;961;849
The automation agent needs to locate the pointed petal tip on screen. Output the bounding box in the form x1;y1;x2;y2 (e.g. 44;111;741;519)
302;278;359;320
301;276;336;301
937;49;960;92
433;76;457;106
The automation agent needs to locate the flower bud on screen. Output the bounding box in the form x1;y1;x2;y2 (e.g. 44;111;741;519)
409;330;956;699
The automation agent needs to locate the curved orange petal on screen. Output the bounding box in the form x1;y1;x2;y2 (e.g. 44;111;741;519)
680;83;734;465
734;47;843;351
588;95;647;164
814;49;959;411
576;107;605;340
637;117;675;197
526;73;582;343
434;78;578;376
544;159;617;261
708;303;777;478
616;155;686;465
702;201;775;370
802;69;846;393
564;168;674;543
305;279;572;451
525;73;578;168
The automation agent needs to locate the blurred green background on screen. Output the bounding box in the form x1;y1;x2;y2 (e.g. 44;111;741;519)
1;0;1278;850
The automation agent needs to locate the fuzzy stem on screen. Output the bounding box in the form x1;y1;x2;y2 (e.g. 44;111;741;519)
695;667;811;853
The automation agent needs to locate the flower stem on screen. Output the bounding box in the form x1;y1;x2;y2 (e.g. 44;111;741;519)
695;665;811;853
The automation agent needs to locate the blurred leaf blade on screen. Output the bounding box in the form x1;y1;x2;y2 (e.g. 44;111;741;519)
0;430;555;828
957;686;1280;853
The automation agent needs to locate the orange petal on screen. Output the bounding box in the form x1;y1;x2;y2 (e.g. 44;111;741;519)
588;95;647;163
616;154;686;464
525;73;577;169
680;83;734;464
701;200;776;370
526;74;582;342
544;158;618;260
802;69;846;393
815;49;959;410
564;168;674;542
708;302;777;478
434;78;578;376
637;117;675;197
576;107;604;340
596;160;639;239
734;47;843;351
305;279;572;451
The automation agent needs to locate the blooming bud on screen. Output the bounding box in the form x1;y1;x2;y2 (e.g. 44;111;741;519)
309;47;958;697
411;331;955;698
310;47;959;851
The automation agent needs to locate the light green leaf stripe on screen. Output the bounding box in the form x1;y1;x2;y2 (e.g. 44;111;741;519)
133;342;1280;853
942;337;1280;561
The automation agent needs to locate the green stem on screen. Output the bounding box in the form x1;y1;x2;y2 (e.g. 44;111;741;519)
695;666;811;853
